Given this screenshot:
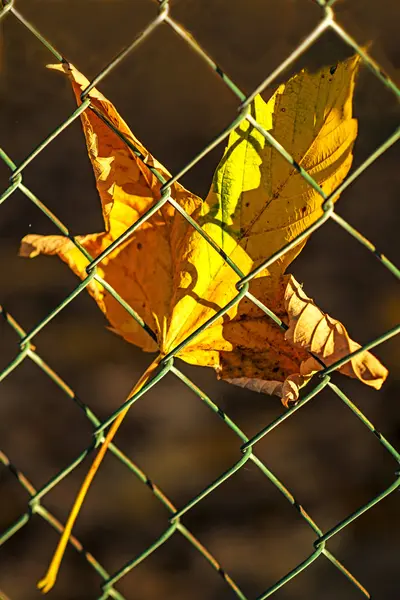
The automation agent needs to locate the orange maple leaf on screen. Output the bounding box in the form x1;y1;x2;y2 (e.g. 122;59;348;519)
20;57;387;592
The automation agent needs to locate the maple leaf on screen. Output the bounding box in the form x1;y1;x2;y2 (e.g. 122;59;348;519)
21;56;387;407
22;57;389;594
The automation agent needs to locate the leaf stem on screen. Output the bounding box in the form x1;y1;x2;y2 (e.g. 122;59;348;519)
37;355;162;594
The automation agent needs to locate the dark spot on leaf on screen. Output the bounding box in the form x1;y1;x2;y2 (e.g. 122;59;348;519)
137;242;142;250
281;107;286;112
330;65;337;75
272;366;280;373
245;202;250;207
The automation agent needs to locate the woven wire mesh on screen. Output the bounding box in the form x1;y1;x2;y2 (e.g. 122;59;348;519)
0;0;399;598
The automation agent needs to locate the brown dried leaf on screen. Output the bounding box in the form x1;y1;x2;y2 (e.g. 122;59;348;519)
224;275;388;405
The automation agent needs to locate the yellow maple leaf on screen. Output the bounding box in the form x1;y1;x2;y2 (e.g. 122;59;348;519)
20;56;388;592
21;56;386;404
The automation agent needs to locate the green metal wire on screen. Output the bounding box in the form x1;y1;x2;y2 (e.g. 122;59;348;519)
0;1;399;599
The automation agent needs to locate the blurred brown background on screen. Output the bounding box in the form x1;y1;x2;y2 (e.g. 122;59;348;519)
0;1;399;599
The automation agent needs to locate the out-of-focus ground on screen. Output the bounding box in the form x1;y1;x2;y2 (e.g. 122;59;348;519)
0;1;399;599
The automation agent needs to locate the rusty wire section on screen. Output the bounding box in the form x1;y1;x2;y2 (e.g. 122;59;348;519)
0;1;399;599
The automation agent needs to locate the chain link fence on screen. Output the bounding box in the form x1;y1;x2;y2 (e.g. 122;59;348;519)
0;0;399;598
